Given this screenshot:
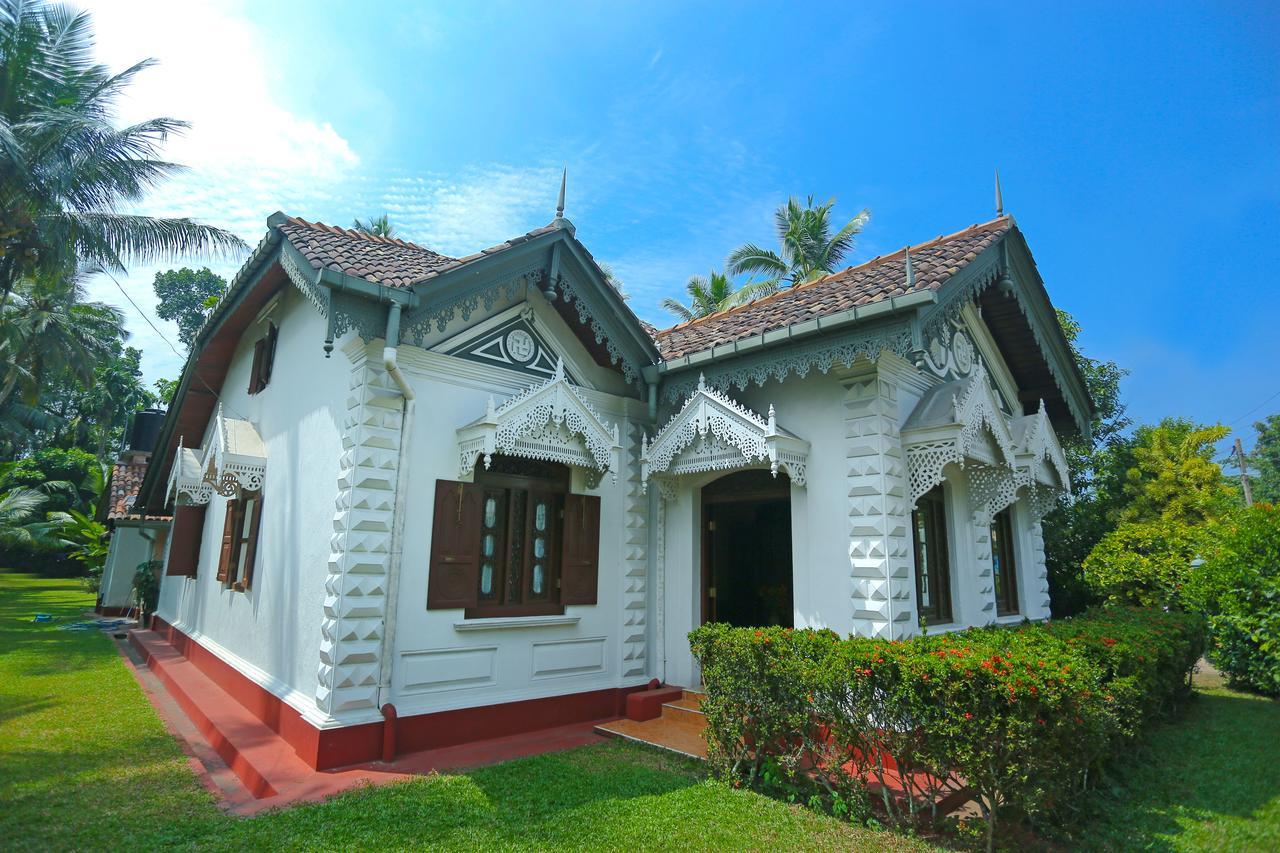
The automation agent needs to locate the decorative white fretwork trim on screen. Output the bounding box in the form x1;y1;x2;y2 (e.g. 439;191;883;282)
641;375;809;493
902;366;1017;507
455;359;621;481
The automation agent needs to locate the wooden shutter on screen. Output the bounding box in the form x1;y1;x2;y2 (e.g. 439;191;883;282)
560;493;601;605
166;505;207;576
260;323;279;386
427;480;483;609
216;500;236;583
239;495;263;591
248;339;265;394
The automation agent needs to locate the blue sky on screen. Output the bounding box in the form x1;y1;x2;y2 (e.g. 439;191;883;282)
91;1;1279;447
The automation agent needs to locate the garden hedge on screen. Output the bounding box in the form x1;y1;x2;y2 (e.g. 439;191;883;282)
689;608;1203;848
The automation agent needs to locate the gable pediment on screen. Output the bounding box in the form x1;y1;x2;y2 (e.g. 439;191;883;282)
442;310;577;384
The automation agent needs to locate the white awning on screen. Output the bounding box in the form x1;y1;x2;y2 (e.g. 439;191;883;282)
641;375;808;493
1011;400;1071;519
167;442;211;506
198;405;267;498
902;365;1019;520
456;360;621;482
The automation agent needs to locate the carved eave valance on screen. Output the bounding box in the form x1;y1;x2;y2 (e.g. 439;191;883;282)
198;405;267;498
456;360;621;482
903;366;1018;510
641;375;809;493
167;443;211;506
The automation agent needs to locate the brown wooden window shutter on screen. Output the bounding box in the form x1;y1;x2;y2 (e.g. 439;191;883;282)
166;505;207;576
216;500;236;583
248;339;265;394
239;495;263;591
427;479;483;609
559;493;601;605
261;322;278;386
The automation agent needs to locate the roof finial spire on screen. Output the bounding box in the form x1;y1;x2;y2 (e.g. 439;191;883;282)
555;167;567;221
904;246;915;287
995;167;1004;216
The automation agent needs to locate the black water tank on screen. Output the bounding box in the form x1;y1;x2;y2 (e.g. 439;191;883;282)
129;408;166;454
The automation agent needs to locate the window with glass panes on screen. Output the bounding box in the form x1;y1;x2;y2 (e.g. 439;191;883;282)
990;507;1019;616
911;485;952;624
471;458;568;617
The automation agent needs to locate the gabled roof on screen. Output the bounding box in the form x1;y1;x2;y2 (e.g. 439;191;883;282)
654;217;1013;360
105;459;148;520
278;218;457;287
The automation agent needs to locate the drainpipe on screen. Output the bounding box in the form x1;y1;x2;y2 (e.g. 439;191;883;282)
376;301;414;712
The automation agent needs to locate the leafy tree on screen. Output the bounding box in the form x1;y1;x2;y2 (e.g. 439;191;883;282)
1042;310;1132;615
0;265;125;413
352;214;396;238
154;377;179;405
0;0;244;309
1247;414;1280;505
151;267;227;349
726;196;869;296
1119;418;1234;525
661;271;764;322
1083;517;1209;608
1185;504;1280;695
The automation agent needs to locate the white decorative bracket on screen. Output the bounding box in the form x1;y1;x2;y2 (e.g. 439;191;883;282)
640;374;809;492
902;364;1018;508
455;359;621;482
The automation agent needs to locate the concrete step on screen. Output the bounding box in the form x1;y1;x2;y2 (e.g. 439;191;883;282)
659;696;706;725
594;715;708;760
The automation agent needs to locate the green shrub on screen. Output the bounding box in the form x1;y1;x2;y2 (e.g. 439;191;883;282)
1188;504;1280;695
1082;517;1208;608
690;608;1203;851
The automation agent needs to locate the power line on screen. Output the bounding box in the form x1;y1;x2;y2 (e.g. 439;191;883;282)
101;269;247;422
1230;388;1280;427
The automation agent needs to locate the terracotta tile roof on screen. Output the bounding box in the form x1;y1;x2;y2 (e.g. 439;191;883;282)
278;217;567;289
107;460;149;521
278;218;458;287
654;216;1014;360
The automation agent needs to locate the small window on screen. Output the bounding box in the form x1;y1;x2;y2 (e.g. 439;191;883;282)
248;322;278;395
911;485;952;625
991;508;1019;616
469;458;568;618
217;491;262;591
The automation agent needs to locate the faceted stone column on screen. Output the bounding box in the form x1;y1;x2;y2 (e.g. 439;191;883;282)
844;372;914;639
316;363;402;716
621;420;648;679
1028;518;1051;619
972;514;997;623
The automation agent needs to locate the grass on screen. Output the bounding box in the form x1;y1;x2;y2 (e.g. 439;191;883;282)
3;572;1278;851
0;573;926;851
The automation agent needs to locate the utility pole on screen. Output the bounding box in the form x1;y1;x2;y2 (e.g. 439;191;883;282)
1234;438;1254;507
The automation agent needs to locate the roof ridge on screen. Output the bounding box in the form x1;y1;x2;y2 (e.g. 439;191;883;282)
655;215;1013;338
283;216;452;257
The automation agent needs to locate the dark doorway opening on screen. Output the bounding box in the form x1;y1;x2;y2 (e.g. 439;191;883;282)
701;470;793;628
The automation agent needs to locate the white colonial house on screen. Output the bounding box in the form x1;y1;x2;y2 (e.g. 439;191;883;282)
123;191;1089;769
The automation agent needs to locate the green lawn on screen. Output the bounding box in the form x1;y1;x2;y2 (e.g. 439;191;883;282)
0;574;924;851
2;573;1278;851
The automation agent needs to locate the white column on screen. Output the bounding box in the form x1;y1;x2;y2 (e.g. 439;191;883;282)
844;371;914;639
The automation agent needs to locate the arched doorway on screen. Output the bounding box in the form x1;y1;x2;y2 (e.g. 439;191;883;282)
701;469;793;627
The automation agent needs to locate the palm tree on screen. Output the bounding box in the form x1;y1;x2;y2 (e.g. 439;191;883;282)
352;214;397;238
0;0;245;308
0;264;125;412
726;196;870;296
661;271;766;322
0;485;52;549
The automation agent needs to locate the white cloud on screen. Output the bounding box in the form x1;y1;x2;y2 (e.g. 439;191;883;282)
81;1;559;387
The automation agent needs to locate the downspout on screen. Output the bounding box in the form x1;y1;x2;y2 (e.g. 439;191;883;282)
376;301;414;718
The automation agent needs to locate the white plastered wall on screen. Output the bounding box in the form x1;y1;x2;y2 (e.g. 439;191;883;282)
155;284;347;720
100;524;150;609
